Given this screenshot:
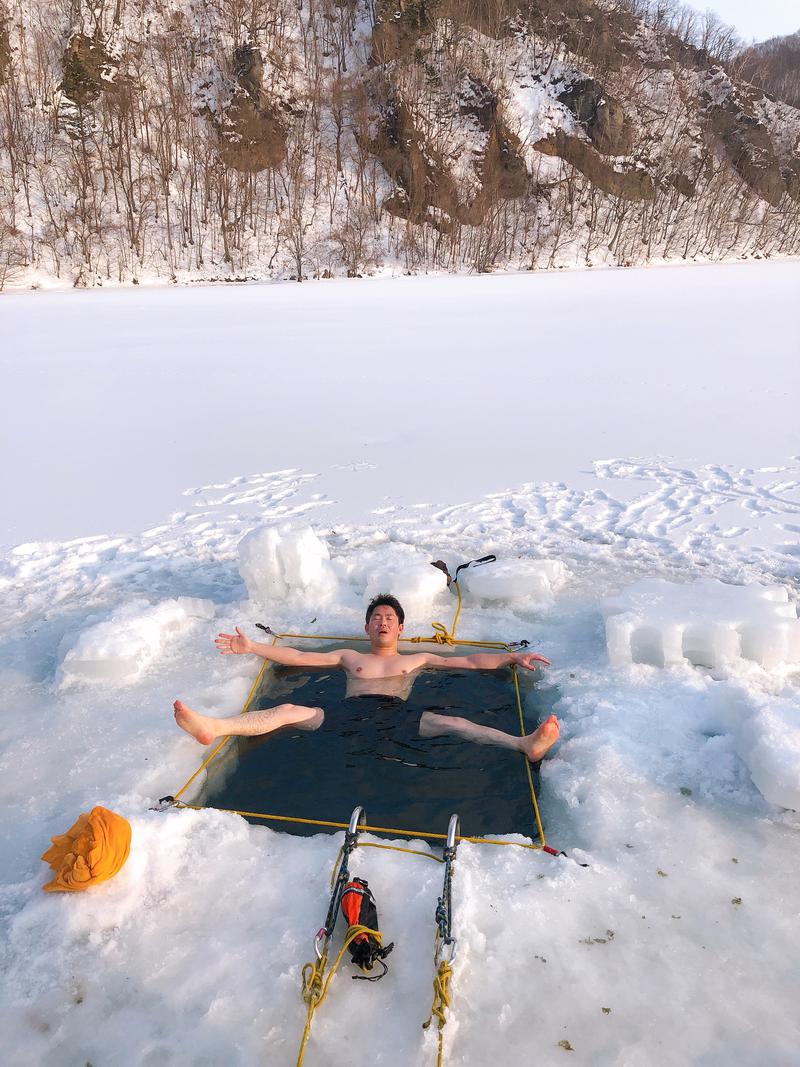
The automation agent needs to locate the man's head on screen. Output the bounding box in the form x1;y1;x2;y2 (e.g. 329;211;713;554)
365;594;405;650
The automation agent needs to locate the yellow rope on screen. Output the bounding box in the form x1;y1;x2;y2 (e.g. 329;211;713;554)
297;924;382;1067
270;632;509;649
409;576;464;646
422;958;454;1067
451;580;463;642
328;840;442;874
326;840;443;891
297;948;327;1067
165;608;552;1067
358;841;443;863
511;665;548;848
407;581;509;651
410;621;454;645
174;802;544;852
172;652;272;802
328;846;345;888
170;627;547;855
302;921;381;1002
171;630;512;801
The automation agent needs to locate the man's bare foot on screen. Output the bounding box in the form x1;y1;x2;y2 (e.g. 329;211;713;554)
520;714;560;762
174;700;218;745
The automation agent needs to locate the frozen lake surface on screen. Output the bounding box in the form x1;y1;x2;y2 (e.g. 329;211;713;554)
2;261;798;544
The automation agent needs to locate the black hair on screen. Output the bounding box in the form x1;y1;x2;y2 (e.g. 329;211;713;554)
365;593;405;625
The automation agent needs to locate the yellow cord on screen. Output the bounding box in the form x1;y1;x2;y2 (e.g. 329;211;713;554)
409;578;464;646
299;839;436;1063
166;604;552;1067
358;841;443;863
511;665;547;847
169;630;510;803
297;924;383;1067
175;664;545;849
423;958;454;1067
173;651;272;802
174;802;544;853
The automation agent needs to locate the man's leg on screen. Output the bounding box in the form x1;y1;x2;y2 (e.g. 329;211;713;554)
174;699;324;746
419;711;560;762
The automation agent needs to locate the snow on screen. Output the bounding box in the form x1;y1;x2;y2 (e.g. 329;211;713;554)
1;261;800;1066
2;262;799;547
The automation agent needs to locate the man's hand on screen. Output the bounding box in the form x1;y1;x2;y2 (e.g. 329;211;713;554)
511;652;551;671
215;627;253;656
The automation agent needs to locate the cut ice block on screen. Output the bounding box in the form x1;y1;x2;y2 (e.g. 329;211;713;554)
239;525;338;608
459;559;566;604
736;705;800;810
363;562;448;621
603;579;800;671
59;597;214;685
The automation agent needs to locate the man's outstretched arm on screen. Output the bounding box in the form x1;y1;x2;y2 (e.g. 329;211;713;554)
421;650;551;671
215;627;345;667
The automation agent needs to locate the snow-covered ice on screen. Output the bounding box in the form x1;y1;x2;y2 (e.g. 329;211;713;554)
1;262;800;1066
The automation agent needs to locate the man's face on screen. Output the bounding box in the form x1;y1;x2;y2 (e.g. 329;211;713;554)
365;605;403;648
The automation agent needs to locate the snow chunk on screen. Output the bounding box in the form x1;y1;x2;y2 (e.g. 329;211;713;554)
239;531;449;624
59;597;214;685
362;560;448;623
736;704;800;811
333;544;449;625
460;559;566;606
239;525;338;608
603;579;800;671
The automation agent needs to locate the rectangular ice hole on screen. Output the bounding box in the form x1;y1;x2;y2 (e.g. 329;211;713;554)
199;639;557;840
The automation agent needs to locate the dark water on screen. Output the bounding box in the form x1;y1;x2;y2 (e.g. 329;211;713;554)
200;662;559;840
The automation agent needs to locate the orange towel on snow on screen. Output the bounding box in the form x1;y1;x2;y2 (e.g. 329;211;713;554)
42;806;131;892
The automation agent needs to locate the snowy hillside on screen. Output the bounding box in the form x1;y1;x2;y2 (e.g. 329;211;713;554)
1;262;799;1065
1;0;799;289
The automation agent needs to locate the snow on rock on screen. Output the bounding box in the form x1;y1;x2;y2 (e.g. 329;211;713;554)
459;558;566;606
603;579;800;671
238;525;339;609
58;597;214;686
736;704;800;811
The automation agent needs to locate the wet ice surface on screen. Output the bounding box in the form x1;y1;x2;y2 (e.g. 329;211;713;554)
1;263;800;1066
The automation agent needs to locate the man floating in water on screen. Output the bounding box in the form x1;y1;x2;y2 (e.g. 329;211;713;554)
174;594;560;762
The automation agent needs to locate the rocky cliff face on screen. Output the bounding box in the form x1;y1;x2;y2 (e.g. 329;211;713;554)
0;0;798;288
738;30;800;111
